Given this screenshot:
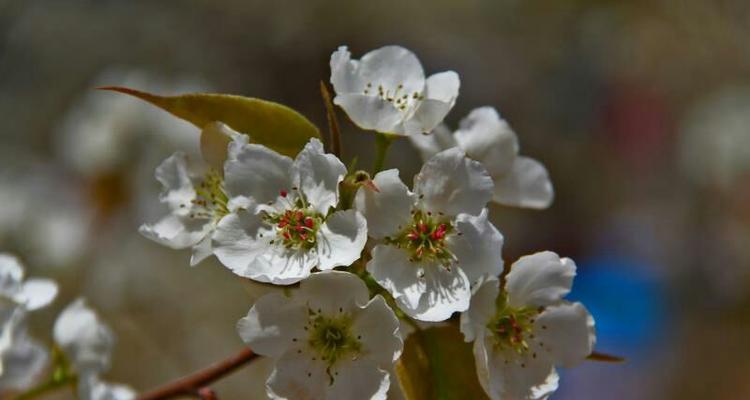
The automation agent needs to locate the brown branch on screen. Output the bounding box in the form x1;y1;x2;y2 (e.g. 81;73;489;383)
137;348;258;400
319;81;342;158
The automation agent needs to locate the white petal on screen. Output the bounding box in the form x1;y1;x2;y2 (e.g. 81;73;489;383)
366;245;424;316
267;349;328;400
353;169;414;239
236;292;307;358
53;299;114;375
454;107;519;177
79;373;136;400
139;215;210;250
224;141;294;204
424;71;460;104
493;156;554;209
293;139;347;214
212;211;315;284
16;279;58;311
352;296;403;365
330;46;366;94
0;253;24;297
0;332;48;391
448;209;504;284
358;45;425;95
333;93;404;134
408;124;456;162
413;147;493;217
189;236;213;266
534;302;595;368
317;210;367;270
328;359;390;400
460;276;499;343
403;99;454;135
477;338;559;400
200;121;247;171
297;271;369;314
505;252;576;308
154;152;201;211
411;263;471;322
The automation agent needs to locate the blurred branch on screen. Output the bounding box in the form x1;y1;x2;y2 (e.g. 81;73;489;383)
320;81;342;158
137;348;258;400
587;351;626;363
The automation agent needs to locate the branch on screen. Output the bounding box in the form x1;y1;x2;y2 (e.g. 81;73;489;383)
137;348;258;400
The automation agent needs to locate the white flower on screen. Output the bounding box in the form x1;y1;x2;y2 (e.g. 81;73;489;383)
354;148;503;322
54;299;135;400
212;139;368;285
330;45;459;136
460;252;596;400
139;123;248;266
237;270;402;400
0;308;49;392
0;254;58;311
411;107;554;209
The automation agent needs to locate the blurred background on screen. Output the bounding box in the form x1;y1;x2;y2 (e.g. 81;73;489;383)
2;0;750;398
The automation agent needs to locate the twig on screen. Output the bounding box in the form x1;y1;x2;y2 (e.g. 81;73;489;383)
320;81;342;158
137;348;258;400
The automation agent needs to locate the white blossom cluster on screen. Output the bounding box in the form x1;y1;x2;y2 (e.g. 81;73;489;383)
137;45;596;399
0;45;597;400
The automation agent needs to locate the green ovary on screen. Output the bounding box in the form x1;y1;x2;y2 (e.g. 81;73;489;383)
307;312;361;367
487;298;539;355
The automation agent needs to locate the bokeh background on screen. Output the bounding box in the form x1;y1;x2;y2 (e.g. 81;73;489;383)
2;0;750;398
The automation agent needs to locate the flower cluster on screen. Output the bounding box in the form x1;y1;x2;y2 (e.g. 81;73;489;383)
1;44;601;400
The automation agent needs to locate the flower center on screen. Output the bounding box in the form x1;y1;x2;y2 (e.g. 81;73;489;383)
187;169;229;221
487;298;539;355
363;82;424;113
306;310;361;368
264;190;323;250
389;209;454;263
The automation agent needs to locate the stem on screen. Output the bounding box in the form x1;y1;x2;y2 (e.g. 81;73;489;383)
319;81;342;158
137;348;258;400
10;377;72;400
373;133;395;173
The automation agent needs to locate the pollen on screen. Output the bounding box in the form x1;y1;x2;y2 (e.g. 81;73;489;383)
188;169;229;221
487;297;539;355
263;190;323;250
389;209;454;264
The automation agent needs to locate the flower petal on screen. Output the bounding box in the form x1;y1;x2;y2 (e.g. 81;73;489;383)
411;263;471;322
448;209;504;284
460;276;500;343
200;121;247;171
476;338;559;400
154;152;201;211
267;349;328;400
53;299;114;375
353;169;414;239
17;279;58;311
534;302;595;368
333;93;404;134
316;210;367;270
0;332;48;391
212;211;315;284
0;253;24;296
237;292;307;358
352;295;403;365
358;45;425;95
297;270;370;314
328;358;390;400
139;214;210;250
408;124;457;162
367;245;424;316
413;147;493;217
330;46;366;94
493;156;554;209
293;139;347;214
189;236;213;267
403;99;454;135
505;252;576;308
453;107;519;177
224;141;294;205
424;71;460;104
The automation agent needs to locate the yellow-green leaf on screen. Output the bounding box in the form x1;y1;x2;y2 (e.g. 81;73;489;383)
99;86;320;157
396;324;489;400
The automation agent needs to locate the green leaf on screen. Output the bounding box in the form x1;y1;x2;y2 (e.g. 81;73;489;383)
395;324;489;400
98;86;320;157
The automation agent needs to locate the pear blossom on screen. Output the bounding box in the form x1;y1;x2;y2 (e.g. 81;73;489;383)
54;299;135;400
411;107;554;209
0;254;58;312
139;123;248;266
212;139;368;284
460;252;596;400
354;148;504;321
330;45;460;136
0;309;49;392
237;271;402;400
